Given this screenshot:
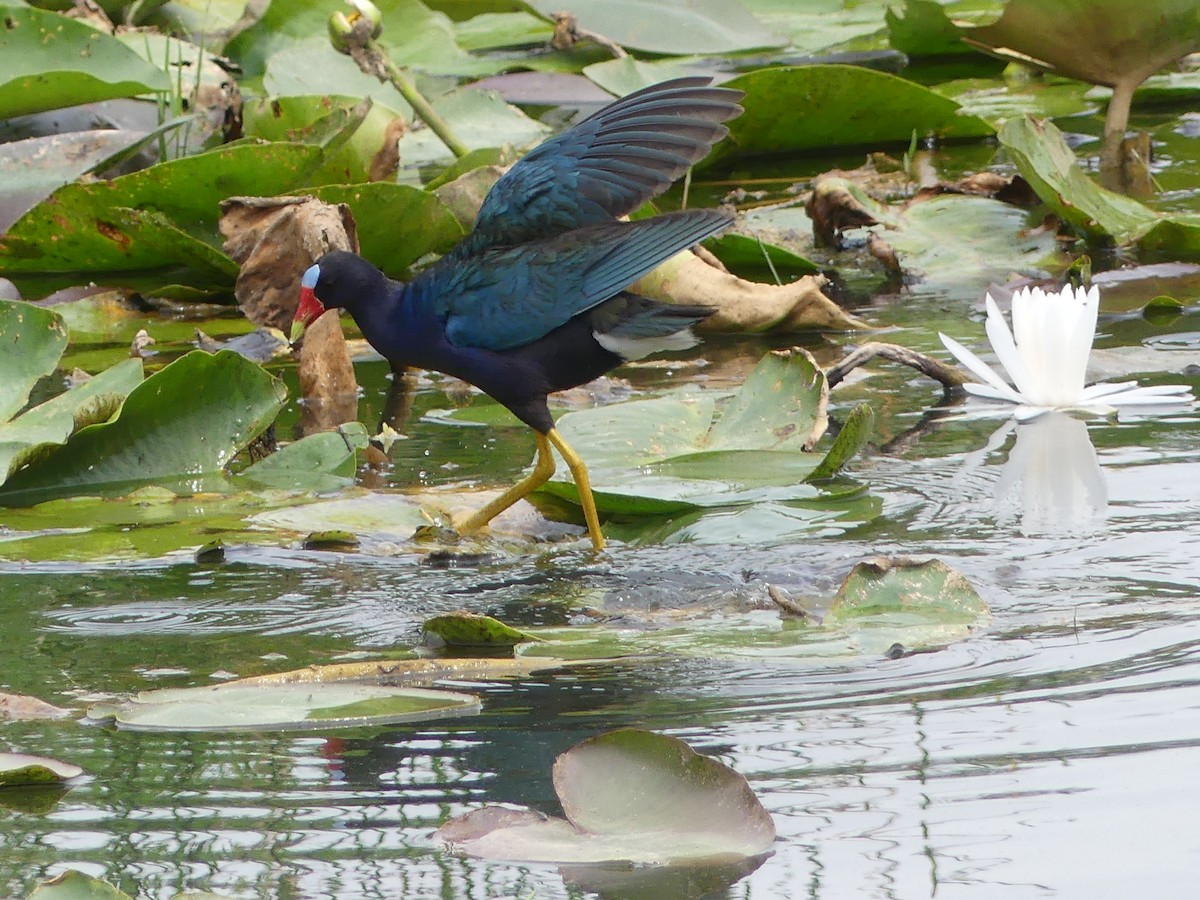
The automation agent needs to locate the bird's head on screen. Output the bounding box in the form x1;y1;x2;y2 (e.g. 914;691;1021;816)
290;250;380;344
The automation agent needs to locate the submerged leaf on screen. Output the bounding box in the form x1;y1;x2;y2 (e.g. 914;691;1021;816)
27;870;132;900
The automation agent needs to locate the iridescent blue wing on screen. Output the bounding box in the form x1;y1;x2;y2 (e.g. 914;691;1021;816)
450;77;742;259
426;210;731;351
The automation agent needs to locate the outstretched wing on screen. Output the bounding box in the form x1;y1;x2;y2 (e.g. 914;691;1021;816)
426;210;731;351
451;77;742;258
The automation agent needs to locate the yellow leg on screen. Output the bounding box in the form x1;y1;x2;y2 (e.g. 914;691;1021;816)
455;432;556;537
547;428;605;552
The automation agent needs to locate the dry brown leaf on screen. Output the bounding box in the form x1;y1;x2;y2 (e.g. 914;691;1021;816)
0;692;75;721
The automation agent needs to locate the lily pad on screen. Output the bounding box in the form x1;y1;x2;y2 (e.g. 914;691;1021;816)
0;5;170;119
0;752;83;788
964;0;1200;90
540;349;871;516
524;0;784;55
0;300;67;422
241;422;369;491
0;130;153;232
711;66;993;163
886;0;970;58
0;142;323;299
86;682;482;732
27;870;132;900
424;612;539;648
393;87;550;169
827;556;990;655
998;116;1200;258
304;183;466;276
0;350;285;505
437;728;775;864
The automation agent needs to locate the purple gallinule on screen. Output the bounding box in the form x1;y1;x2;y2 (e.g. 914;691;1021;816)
290;77;743;551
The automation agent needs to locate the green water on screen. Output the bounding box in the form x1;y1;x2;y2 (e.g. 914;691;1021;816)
2;121;1200;898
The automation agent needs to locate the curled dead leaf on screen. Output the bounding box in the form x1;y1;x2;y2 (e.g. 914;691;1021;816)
633;251;867;332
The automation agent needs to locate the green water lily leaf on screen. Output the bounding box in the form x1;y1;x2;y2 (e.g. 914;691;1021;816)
27;870;132;900
0;301;67;422
305;183;465;276
998;116;1156;242
0;6;170;119
248;492;431;545
712;66;993;163
704;233;821;282
262;38;414;117
242;95;404;185
936;76;1097;123
144;0;266;51
303;530;361;551
240;422;369;491
964;0;1200;89
437;728;775;864
827;556;990;655
0;752;83;788
0;351;285;505
86;682;481;732
886;0;968;58
230;0;498;79
393;87;550;169
998;116;1200;257
807;404;875;481
0;130;153;233
0;358;143;482
541;349;873;519
455;11;554;51
525;0;783;54
706;348;827;452
0;142;321;299
424;612;539;648
582;57;696;98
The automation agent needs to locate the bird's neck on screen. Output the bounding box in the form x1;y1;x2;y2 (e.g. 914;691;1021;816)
345;276;412;364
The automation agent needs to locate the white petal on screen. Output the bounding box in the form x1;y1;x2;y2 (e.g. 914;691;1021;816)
1100;385;1196;406
1078;380;1141;401
940;332;1024;402
1014;404;1051;423
983;295;1039;400
963;382;1026;403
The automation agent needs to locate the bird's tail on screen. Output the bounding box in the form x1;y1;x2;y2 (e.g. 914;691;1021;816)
590;292;715;360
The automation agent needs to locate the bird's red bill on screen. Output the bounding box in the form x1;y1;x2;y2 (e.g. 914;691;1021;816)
291;285;326;343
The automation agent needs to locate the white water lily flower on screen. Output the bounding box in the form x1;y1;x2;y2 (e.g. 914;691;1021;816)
939;285;1194;421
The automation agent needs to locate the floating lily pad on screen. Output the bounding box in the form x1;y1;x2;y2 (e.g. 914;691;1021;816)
704;233;821;282
540;350;871;517
886;0;970;58
0;752;82;788
424;612;539;648
711;66;993;164
437;728;775;864
0;5;170;119
964;0;1200;90
27;870;132;900
827;556;991;655
87;682;482;732
241;422;369;491
0;300;67;422
0;130;153;232
0;351;285;505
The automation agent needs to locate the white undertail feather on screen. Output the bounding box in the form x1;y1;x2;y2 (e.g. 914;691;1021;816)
593;328;698;360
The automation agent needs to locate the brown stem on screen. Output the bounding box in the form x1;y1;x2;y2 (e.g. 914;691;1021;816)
825;341;968;390
1099;77;1137;193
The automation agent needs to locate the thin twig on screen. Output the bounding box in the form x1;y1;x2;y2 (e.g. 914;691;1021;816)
825;341;967;390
